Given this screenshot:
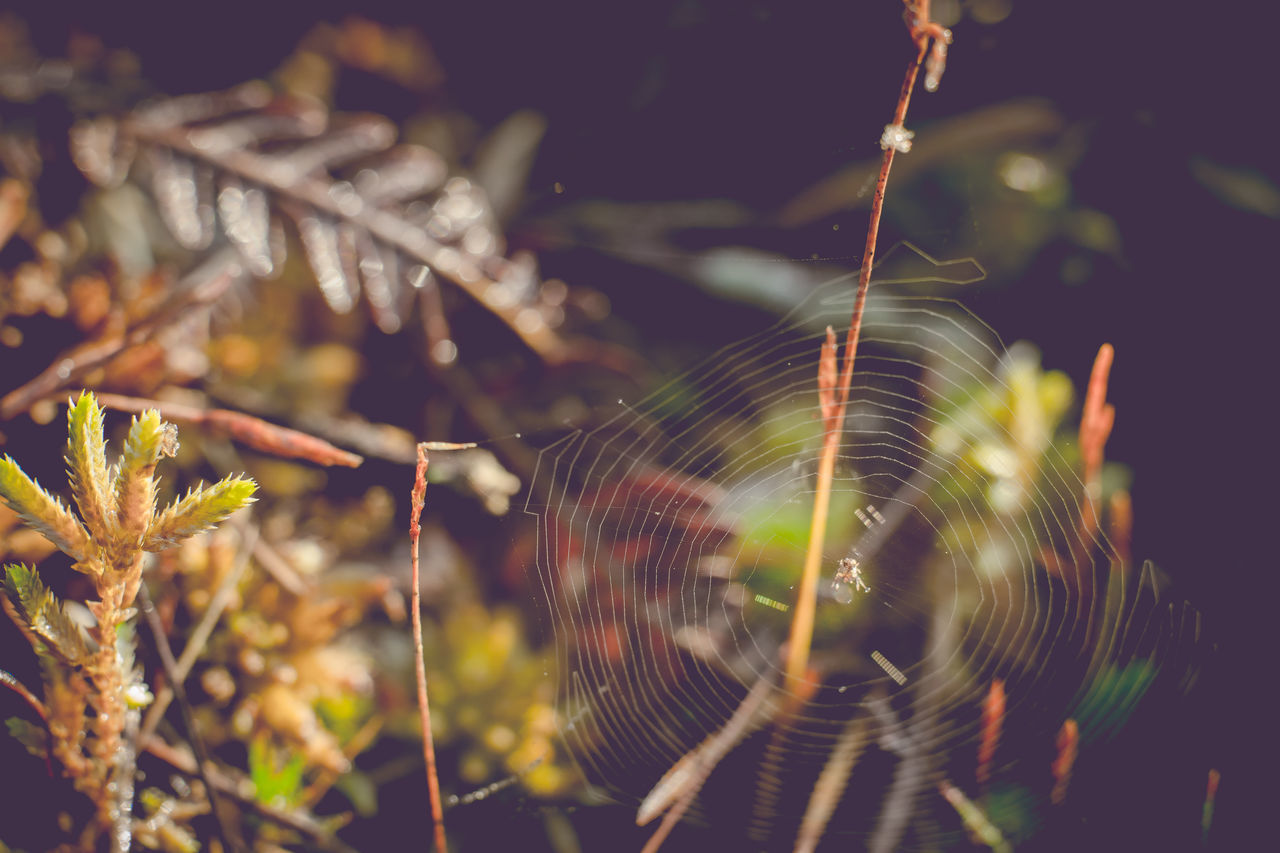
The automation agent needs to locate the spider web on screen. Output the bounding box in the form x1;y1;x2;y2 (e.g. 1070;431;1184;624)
522;246;1207;849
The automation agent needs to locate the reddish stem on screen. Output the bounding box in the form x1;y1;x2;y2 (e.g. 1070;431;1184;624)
410;443;448;853
977;678;1005;791
783;0;939;693
1051;718;1079;805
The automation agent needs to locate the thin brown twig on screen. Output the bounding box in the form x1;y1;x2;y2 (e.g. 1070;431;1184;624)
93;392;364;468
0;666;46;719
1050;718;1079;805
137;584;246;853
976;679;1005;792
249;535;313;597
410;441;474;853
138;521;259;749
0;249;243;420
1078;342;1116;540
141;737;359;853
783;0;946;692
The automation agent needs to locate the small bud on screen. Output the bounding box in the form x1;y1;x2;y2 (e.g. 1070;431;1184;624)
125;682;154;709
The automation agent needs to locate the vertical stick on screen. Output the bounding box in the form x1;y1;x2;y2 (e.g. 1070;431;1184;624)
409;441;472;853
784;0;944;693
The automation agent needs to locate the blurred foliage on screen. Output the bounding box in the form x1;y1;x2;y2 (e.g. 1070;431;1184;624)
0;4;1227;851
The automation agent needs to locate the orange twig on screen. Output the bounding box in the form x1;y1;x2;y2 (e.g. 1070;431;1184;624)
0;667;46;720
977;679;1005;791
410;441;473;853
783;0;949;692
1202;768;1220;841
1051;718;1079;805
93;393;363;468
1078;343;1115;540
0;250;241;420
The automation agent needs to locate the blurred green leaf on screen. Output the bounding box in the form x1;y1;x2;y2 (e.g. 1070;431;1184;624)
248;735;307;807
5;716;47;760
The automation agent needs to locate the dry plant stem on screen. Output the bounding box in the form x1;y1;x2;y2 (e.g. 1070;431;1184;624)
138;584;246;853
1050;718;1079;805
138;522;258;749
638;676;775;850
142;738;359;853
0;666;46;719
0;249;243;419
94;393;363;467
250;536;312;596
976;679;1005;792
1078;343;1115;541
783;3;934;692
794;715;869;853
410;442;474;853
937;779;1011;853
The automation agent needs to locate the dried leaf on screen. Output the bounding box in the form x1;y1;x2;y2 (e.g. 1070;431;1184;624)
295;213;357;314
217;176;276;277
351;145;446;204
353;228;403;333
147;147;211;250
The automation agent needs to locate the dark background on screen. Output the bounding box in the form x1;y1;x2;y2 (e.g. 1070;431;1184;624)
4;1;1272;848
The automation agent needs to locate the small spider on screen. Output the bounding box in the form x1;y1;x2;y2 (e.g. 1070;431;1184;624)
835;556;871;594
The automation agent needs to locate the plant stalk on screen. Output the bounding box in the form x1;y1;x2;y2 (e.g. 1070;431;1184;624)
410;442;474;853
783;1;939;692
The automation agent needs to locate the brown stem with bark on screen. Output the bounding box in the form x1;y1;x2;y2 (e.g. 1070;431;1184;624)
410;441;473;853
783;0;942;692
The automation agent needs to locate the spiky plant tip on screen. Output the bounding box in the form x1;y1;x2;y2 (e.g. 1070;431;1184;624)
0;455;92;562
114;409;172;540
64;392;115;542
2;562;90;665
143;476;257;551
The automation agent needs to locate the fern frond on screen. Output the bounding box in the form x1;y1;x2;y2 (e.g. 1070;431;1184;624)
65;393;115;542
72;86;571;359
144;476;257;550
113;410;171;543
0;456;91;562
2;564;91;665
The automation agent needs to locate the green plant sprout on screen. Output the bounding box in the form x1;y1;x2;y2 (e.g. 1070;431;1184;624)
0;391;256;848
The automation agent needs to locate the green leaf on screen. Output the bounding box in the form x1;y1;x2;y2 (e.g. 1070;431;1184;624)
0;457;90;562
65;392;115;542
2;564;90;665
144;476;257;550
4;716;47;760
248;735;306;807
114;410;171;542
